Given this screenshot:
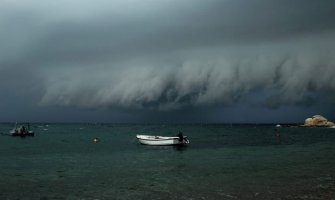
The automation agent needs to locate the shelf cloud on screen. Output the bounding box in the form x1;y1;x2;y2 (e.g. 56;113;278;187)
1;0;335;121
38;37;335;110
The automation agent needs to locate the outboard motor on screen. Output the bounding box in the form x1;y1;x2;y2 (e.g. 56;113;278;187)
177;131;183;142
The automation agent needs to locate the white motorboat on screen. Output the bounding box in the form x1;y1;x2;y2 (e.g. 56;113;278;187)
136;134;189;146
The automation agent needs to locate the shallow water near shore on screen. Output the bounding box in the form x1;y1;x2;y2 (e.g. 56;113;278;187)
0;123;335;199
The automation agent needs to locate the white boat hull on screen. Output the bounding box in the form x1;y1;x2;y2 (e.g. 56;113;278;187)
136;135;189;146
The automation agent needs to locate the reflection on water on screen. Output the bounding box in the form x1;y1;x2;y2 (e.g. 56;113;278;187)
173;144;188;152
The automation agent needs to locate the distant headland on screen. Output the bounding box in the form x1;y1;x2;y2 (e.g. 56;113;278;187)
303;115;335;128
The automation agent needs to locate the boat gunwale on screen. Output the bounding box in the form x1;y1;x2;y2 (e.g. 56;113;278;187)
137;137;180;141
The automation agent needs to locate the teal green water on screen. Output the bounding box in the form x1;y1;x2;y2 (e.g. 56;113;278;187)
0;124;335;199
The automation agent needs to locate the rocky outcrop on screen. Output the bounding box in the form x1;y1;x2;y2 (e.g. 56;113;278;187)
304;115;335;127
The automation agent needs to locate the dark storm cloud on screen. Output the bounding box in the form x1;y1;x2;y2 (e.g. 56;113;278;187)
1;0;335;115
7;0;335;62
38;39;335;111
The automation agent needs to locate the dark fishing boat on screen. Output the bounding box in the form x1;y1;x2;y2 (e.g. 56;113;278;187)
10;123;34;137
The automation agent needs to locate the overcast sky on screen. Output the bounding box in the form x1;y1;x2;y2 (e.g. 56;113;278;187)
1;0;335;123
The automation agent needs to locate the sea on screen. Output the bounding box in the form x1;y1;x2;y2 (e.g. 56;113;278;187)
0;123;335;200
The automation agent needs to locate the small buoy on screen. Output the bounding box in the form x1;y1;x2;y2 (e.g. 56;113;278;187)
93;138;99;143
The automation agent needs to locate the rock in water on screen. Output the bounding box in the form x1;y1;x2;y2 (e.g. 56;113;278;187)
304;115;335;127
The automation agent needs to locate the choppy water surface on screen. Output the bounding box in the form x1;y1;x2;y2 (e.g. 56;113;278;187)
0;123;335;199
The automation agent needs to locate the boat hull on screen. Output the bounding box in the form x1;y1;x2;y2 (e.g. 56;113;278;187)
10;131;34;137
136;135;189;146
